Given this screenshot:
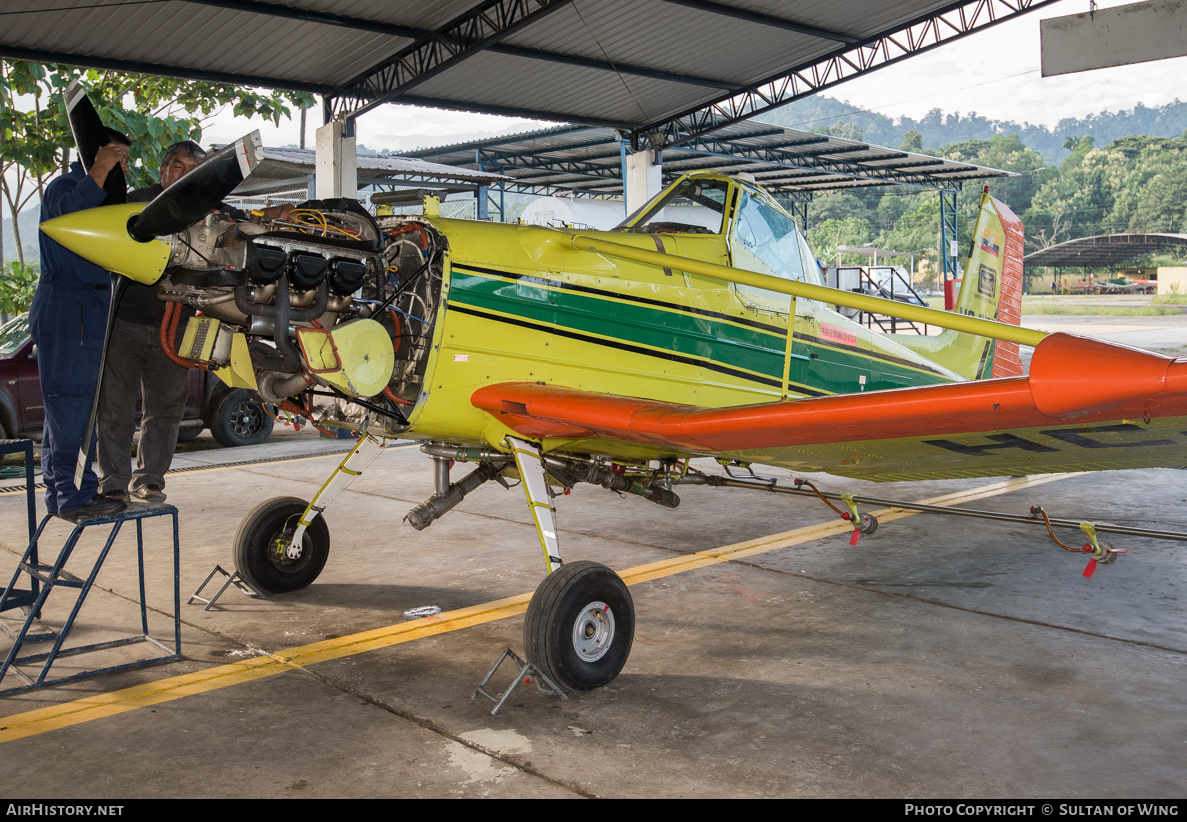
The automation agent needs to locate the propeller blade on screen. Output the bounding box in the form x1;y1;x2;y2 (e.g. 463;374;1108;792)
64;80;126;205
73;274;129;490
129;131;263;241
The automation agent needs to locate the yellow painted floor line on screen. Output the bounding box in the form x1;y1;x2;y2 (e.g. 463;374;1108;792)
0;473;1071;744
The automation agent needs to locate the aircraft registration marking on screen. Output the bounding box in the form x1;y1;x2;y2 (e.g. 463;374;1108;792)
0;474;1071;744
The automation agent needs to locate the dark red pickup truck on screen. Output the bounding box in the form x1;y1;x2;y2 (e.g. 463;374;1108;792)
0;313;273;446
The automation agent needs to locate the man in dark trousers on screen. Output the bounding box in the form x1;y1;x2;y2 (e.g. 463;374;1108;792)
97;140;205;505
33;130;131;518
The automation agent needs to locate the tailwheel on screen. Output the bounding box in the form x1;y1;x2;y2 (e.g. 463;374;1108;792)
233;496;330;593
523;560;634;692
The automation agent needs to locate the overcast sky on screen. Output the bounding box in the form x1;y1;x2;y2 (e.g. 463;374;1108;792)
198;0;1187;153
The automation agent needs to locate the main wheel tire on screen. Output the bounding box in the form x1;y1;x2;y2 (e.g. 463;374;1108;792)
523;560;634;692
233;496;329;593
210;389;274;447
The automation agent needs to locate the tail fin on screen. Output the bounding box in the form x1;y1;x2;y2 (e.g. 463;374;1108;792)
890;188;1024;380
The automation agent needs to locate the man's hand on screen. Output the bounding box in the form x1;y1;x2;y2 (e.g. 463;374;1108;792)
89;142;131;188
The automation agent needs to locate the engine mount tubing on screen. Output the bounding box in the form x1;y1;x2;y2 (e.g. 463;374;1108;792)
321;386;409;426
675;474;1187;544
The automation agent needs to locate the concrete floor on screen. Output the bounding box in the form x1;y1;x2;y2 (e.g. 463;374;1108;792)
0;320;1184;799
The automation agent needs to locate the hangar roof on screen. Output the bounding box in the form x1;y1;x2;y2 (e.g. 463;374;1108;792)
1023;234;1187;270
228;146;511;197
404;122;1011;196
0;0;1059;146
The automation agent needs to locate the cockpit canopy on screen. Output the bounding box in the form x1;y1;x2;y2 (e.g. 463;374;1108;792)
614;172;824;307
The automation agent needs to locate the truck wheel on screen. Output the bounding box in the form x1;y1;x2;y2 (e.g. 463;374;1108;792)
210;389;274;447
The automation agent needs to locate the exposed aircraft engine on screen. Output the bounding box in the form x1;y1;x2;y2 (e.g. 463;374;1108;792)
154;202;444;429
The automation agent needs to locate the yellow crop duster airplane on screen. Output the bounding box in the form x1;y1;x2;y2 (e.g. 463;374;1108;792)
42;102;1187;692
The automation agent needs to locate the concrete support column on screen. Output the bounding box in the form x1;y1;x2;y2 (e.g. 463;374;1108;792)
624;149;662;216
315;120;357;200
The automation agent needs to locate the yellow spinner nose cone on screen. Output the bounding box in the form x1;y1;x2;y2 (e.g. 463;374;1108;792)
39;203;171;285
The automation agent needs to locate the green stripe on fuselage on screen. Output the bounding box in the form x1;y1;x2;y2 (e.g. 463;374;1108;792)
449;264;950;395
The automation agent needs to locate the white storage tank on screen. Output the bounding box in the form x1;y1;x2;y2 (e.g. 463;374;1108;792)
520;197;627;231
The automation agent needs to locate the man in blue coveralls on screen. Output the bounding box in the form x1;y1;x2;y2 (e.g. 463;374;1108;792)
33;130;132;518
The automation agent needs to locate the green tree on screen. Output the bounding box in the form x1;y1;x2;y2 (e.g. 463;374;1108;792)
1024;136;1118;242
940;134;1053;216
817;121;864;142
808;217;873;262
1;59;315;264
877;193;945;265
809;191;872;223
900;130;923;152
0;260;38;317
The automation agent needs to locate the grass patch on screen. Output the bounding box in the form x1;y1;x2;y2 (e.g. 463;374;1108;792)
1151;294;1187;305
1020;303;1180;316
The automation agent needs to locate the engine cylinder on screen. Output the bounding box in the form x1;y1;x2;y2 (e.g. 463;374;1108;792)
289;253;328;291
328;258;367;296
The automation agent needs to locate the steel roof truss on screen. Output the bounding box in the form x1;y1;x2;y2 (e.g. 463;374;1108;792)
657;0;861;44
683;136;972;186
330;0;578;120
650;0;1061;148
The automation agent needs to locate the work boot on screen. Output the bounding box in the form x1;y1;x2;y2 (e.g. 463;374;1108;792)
59;494;126;521
104;489;131;506
132;485;166;504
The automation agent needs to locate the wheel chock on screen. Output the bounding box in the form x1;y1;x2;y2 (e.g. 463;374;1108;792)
471;647;569;716
188;564;267;611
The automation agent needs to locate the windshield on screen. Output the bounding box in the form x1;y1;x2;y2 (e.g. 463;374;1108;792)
730;188;822;310
616;177;729;234
0;314;30;357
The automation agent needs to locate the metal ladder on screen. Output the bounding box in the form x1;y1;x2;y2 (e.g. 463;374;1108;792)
0;505;182;694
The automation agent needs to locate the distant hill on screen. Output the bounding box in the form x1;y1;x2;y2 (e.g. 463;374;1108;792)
759;95;1187;162
1;208;41;267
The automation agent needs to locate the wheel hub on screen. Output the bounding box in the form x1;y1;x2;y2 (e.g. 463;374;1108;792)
268;532;303;563
571;601;615;662
232;404;260;435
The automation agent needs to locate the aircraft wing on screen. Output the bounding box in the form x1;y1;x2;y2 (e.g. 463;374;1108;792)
472;333;1187;481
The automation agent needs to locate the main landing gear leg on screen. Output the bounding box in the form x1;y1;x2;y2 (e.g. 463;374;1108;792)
233;434;389;593
508;437;562;573
510;437;635;692
289;434;388;550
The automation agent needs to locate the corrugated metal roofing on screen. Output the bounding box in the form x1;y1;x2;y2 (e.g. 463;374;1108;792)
0;0;1057;139
224;147;512;196
405;122;1011;196
1023;234;1187;270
